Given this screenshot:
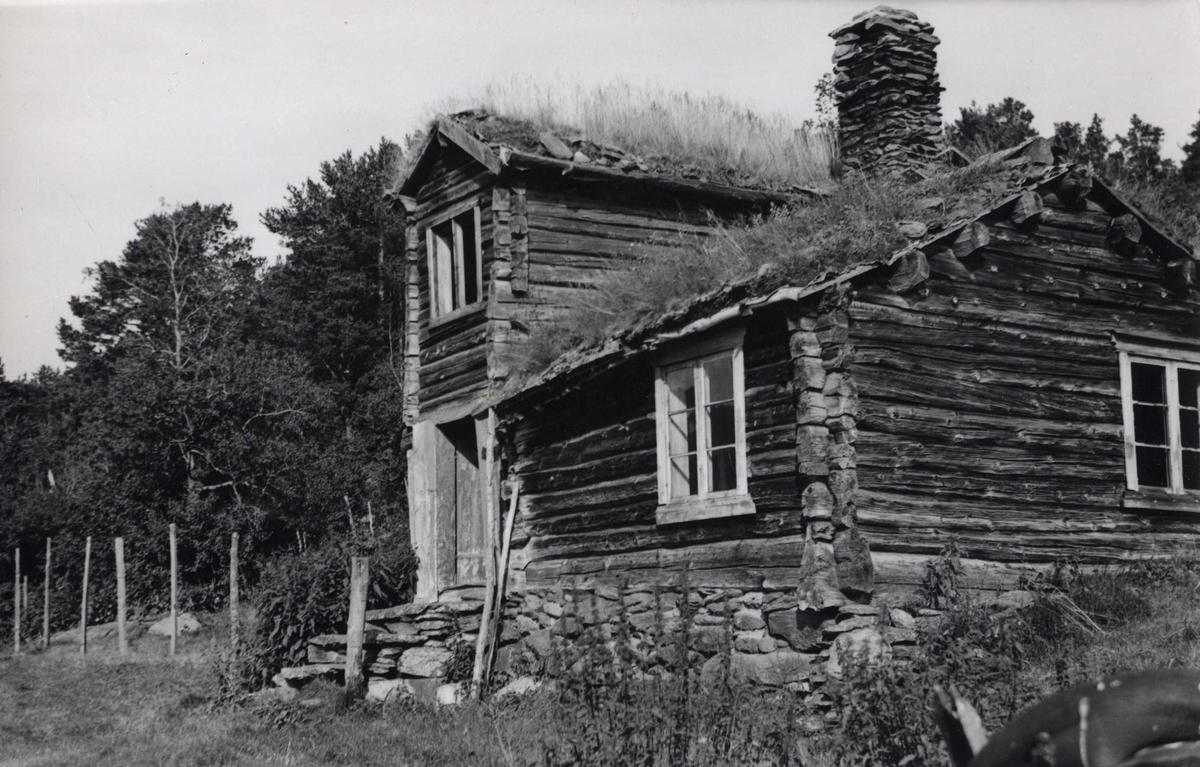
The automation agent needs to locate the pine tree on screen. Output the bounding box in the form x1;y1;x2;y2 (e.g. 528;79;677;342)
1082;114;1110;171
1181;109;1200;185
948;97;1039;156
1111;114;1171;182
1053;121;1082;158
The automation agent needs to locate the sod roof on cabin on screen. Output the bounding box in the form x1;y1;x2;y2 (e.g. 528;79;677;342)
497;137;1195;407
396;109;830;200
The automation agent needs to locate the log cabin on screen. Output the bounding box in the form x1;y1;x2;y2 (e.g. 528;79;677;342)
357;6;1200;691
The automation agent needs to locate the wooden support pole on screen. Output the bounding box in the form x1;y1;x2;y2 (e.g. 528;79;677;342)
229;533;239;652
80;536;91;654
115;537;127;654
43;537;51;650
484;480;520;692
169;524;178;657
344;556;369;700
13;547;20;654
22;577;28;622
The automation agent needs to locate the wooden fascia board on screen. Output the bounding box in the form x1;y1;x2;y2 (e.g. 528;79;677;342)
397;130;442;198
1089;176;1194;264
499;149;796;208
436;118;503;176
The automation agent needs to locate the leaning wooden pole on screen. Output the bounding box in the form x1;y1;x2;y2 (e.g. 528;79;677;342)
484;480;520;691
42;538;51;650
115;537;127;654
344;556;369;701
469;413;499;700
229;533;239;652
80;536;91;654
169;524;178;656
13;547;20;655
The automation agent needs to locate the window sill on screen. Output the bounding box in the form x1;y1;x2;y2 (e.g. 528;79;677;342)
1122;489;1200;514
656;494;756;525
426;301;486;330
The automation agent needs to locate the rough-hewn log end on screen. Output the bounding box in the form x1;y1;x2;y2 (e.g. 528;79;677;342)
1010;190;1044;228
1107;213;1144;257
888;250;930;293
951;222;991;261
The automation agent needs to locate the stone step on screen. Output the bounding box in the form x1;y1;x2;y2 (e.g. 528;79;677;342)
272;663;342;688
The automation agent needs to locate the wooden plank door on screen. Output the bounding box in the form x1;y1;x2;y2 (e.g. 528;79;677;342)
433;418;487;591
454;422;486;583
434;422;458;590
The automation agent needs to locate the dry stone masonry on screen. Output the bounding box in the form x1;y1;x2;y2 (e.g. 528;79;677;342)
273;583;924;708
831;6;944;175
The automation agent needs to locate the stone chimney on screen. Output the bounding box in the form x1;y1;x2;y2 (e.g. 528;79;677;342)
830;7;944;174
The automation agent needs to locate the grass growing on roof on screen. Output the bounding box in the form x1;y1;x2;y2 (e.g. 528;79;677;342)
518;158;1016;374
428;77;837;191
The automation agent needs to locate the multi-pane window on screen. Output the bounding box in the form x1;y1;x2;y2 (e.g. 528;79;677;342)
426;207;482;318
1121;352;1200;495
655;345;748;507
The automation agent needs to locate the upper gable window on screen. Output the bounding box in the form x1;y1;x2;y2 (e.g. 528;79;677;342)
1119;342;1200;509
653;328;755;525
427;206;482;318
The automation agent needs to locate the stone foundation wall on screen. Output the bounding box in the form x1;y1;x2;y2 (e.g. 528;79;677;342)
278;580;923;703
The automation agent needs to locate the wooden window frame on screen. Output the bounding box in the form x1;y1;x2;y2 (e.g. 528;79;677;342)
1117;339;1200;513
653;327;755;525
425;202;484;325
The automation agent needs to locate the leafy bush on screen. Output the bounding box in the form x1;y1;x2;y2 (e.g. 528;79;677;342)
252;523;416;677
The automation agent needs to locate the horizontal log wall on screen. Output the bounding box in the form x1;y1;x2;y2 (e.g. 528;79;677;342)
852;194;1200;592
412;143;496;417
507;312;806;589
489;181;728;380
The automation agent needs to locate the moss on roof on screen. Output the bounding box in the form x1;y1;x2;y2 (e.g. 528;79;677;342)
507;142;1088;393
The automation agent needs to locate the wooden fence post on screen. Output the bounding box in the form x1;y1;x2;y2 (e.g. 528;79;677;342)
229;533;239;652
13;547;19;655
115;537;127;654
344;556;369;700
43;537;51;650
80;536;91;654
169;524;178;657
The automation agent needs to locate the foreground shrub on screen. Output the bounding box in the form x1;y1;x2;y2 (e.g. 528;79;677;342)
828;547;1200;767
252;523;416;677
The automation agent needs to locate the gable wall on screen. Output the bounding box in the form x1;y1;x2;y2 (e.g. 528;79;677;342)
849;192;1200;598
411;144;496;417
488;178;739;384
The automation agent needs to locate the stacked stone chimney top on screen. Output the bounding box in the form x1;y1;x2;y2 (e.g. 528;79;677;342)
831;6;945;175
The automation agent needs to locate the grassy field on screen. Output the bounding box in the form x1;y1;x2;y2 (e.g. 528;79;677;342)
4;554;1200;767
0;649;554;767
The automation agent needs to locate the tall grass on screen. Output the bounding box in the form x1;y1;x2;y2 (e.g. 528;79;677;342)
432;77;837;190
518;156;1014;373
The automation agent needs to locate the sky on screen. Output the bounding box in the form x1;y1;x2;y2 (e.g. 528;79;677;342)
1;0;1198;378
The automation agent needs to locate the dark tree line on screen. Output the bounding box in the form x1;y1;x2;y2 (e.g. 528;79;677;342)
0;139;415;630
